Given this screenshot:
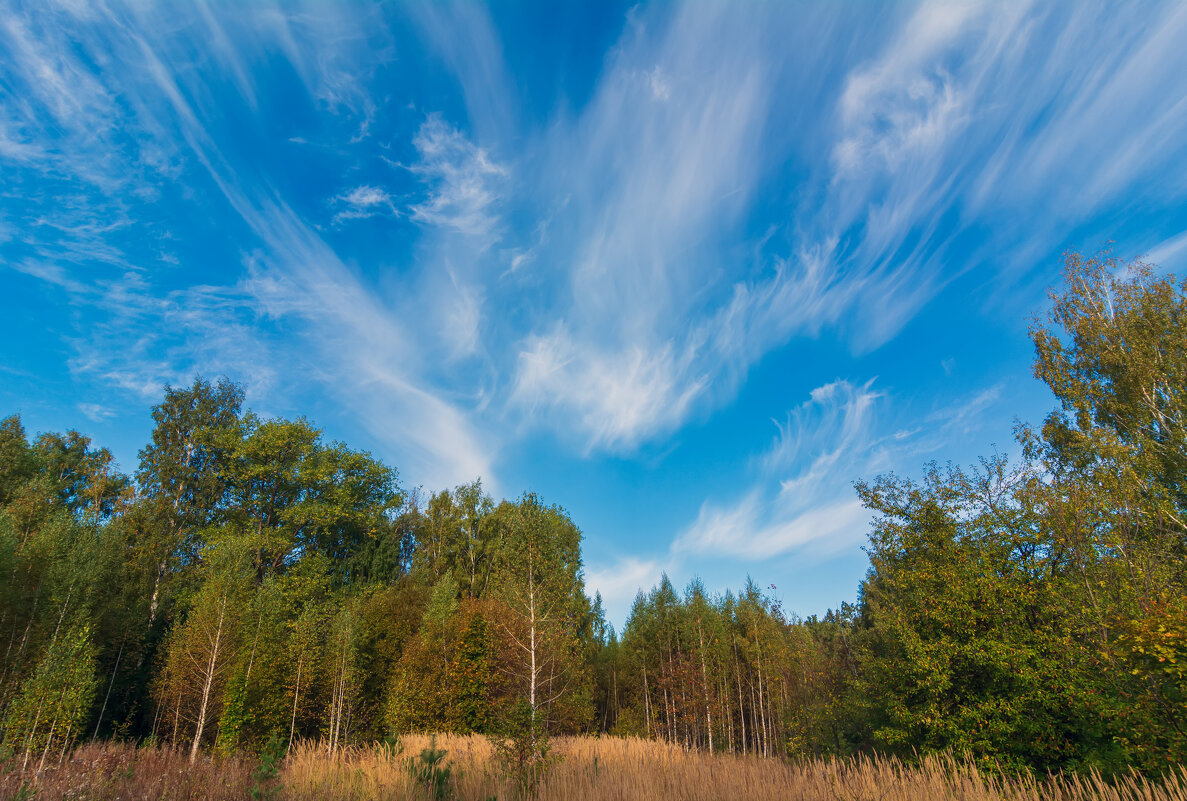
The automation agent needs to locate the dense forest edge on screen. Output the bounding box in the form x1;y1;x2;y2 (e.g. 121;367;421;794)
1;251;1185;783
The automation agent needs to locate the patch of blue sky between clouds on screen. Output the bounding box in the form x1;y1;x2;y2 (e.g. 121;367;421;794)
2;0;1186;628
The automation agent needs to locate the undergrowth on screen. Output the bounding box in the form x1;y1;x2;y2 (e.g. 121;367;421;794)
5;736;1187;801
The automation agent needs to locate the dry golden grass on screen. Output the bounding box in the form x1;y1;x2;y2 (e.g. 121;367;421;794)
0;741;255;800
285;734;1187;801
4;735;1187;800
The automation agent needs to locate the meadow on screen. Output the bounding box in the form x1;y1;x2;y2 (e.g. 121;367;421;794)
3;735;1187;801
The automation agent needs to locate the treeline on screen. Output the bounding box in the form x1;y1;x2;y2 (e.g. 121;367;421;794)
606;254;1186;774
0;388;600;769
0;252;1184;776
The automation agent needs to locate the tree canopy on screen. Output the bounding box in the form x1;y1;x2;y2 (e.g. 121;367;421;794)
0;251;1183;776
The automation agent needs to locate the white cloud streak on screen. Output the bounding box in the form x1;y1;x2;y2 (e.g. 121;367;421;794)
496;0;1187;453
243;202;494;489
5;0;1186;505
1147;229;1187;271
405;1;516;144
503;3;776;449
675;380;883;560
585;555;665;612
333;185;396;224
672;376;1010;565
407;114;507;241
0;0;492;491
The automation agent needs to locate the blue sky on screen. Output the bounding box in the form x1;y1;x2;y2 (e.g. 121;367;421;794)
3;1;1187;628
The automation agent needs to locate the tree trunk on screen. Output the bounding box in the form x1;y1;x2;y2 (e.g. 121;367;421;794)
697;623;713;753
147;558;166;633
37;688;64;774
642;664;651;739
150;697;163;743
93;633;126;740
57;721;72;768
725;675;734;753
663;684;673;743
171;691;181;748
288;658;302;754
735;644;746;754
189;598;226;764
748;668;758;755
753;618;768;757
20;704;42;771
611;667;618;732
529;565;538;719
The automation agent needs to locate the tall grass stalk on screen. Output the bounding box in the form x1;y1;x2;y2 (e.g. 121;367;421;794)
284;735;1187;801
5;735;1187;801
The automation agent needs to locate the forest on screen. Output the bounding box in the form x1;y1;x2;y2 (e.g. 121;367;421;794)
1;251;1185;788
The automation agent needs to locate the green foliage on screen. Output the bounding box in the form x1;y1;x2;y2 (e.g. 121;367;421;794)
386;631;447;734
414;481;499;599
847;252;1187;774
33;430;130;522
217;668;250;754
407;735;456;801
0;250;1183;777
376;732;403;764
1029;252;1187;492
490;698;559;800
250;734;286;801
323;603;362;751
136;376;244;563
490;494;593;733
854;460;1116;771
0;416;37;507
1;622;98;767
453;611;493;733
157;535;254;759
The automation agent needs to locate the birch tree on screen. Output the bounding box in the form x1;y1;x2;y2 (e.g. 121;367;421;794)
136;378;243;635
158;537;251;763
0;621;97;770
491;495;590;732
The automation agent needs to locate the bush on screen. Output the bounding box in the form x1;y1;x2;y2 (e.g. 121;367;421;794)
408;735;456;800
490;700;561;799
250;734;286;801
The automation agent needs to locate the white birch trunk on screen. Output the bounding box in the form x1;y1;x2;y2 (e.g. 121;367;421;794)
189;598;226;764
288;658;302;754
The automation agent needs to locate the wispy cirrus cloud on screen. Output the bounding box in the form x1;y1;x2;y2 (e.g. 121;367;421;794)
672;376;1010;565
585;555;666;614
77;402;116;423
501;2;777;450
243;200;494;489
512;327;705;452
405;1;516;144
495;0;1187;457
407;114;507;241
14;256;279;401
1147;230;1187;271
675;380;883;561
802;0;1187;331
332;185;396;224
5;0;1187;610
0;0;493;490
496;1;952;450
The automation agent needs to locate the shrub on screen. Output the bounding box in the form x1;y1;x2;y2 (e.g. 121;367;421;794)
490;700;561;799
408;735;456;800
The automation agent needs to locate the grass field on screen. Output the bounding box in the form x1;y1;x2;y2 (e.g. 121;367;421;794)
3;735;1186;801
